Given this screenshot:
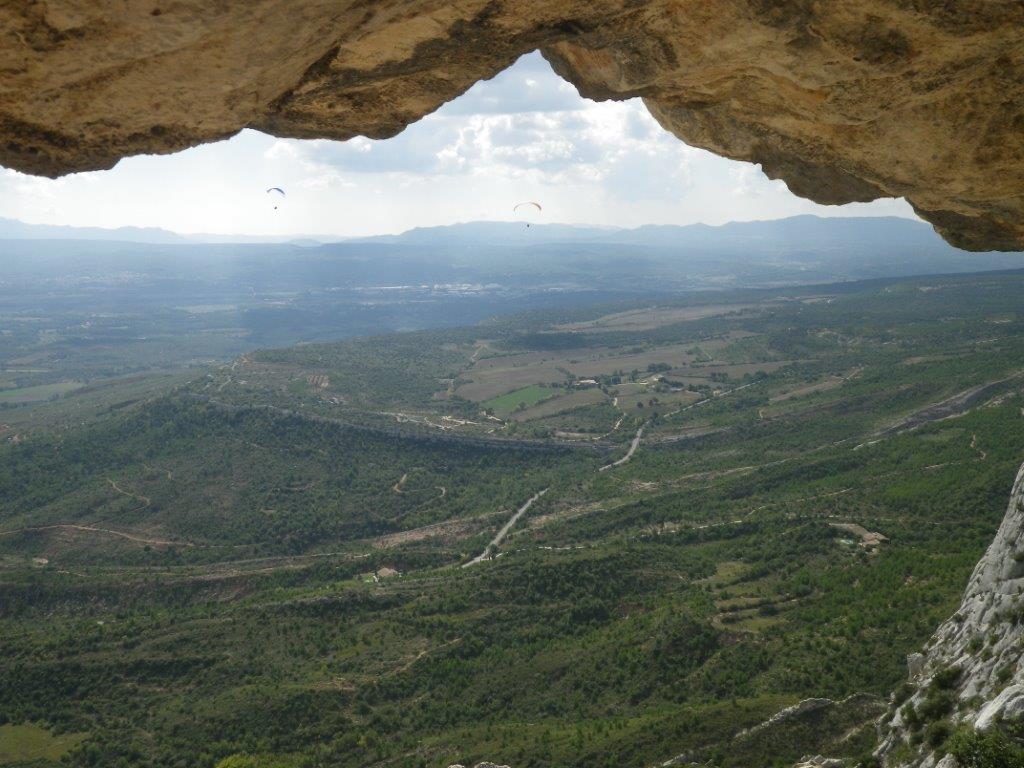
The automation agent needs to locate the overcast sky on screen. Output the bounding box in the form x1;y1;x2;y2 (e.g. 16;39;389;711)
0;52;916;237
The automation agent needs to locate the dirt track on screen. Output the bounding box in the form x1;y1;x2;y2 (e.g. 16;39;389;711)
600;424;646;471
0;523;188;548
464;488;549;567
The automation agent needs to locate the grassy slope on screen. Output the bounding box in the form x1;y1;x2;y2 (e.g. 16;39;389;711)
0;723;86;765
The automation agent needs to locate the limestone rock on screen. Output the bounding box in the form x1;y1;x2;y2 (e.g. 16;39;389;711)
975;684;1024;731
906;652;925;681
2;2;1024;250
794;756;846;768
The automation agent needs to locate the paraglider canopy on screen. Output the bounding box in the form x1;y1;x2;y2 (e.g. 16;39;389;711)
266;187;285;210
513;201;542;228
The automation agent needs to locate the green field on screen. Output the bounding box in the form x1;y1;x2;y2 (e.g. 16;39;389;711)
0;381;83;404
484;384;556;414
0;723;86;765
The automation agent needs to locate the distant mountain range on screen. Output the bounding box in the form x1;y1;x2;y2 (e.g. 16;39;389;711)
0;213;974;253
350;215;955;253
0;217;345;246
353;221;620;247
3;213;1024;297
0;216;190;244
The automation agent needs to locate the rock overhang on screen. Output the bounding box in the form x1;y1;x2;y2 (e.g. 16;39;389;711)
2;0;1023;250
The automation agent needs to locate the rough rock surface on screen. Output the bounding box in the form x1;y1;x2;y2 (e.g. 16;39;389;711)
2;1;1024;250
794;756;846;768
876;460;1024;767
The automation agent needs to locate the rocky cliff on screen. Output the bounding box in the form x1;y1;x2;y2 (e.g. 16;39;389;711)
876;461;1024;767
2;1;1024;250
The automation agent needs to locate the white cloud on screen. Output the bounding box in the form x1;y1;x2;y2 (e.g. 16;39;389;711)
264;140;299;161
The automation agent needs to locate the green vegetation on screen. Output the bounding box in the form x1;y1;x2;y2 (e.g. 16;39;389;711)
0;382;83;404
215;755;305;768
0;723;86;765
484;385;556;414
3;271;1024;767
948;727;1024;768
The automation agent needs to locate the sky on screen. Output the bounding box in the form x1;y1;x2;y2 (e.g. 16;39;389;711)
0;52;916;238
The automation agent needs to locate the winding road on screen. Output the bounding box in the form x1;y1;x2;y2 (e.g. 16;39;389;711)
600;423;646;472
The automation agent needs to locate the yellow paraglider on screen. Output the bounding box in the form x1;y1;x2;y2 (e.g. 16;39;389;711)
513;201;542;228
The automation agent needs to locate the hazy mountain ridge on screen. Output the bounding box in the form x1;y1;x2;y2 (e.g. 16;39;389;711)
349;215;950;251
0;214;966;252
4;216;1024;300
0;216;189;244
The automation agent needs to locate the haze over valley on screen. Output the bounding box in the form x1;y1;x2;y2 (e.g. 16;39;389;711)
4;215;1024;398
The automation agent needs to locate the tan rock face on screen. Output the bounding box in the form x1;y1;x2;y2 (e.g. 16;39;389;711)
2;0;1023;250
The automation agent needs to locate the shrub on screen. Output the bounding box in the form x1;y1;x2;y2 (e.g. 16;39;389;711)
853;751;881;768
893;682;915;705
902;702;922;729
925;720;953;749
918;691;956;721
946;727;1024;768
932;666;962;691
